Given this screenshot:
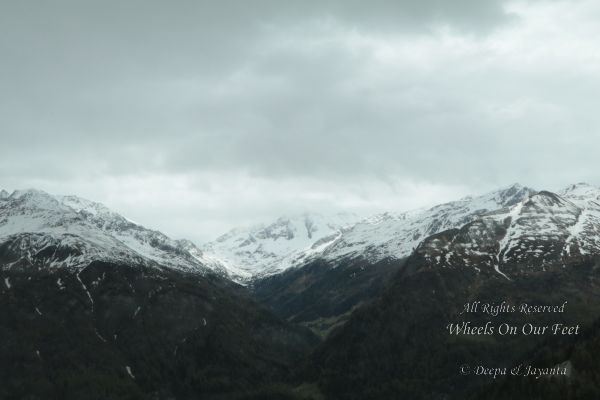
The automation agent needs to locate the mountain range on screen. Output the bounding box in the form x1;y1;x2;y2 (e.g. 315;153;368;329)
3;182;600;399
201;183;535;282
7;182;592;286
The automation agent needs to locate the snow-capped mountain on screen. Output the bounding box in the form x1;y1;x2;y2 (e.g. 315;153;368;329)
203;184;535;281
415;183;600;279
201;213;361;281
0;189;221;274
315;183;535;264
8;183;596;284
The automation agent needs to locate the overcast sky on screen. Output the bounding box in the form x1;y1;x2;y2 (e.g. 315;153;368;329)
2;0;600;242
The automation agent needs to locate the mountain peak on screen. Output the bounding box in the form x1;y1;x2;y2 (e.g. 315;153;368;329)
0;188;218;276
565;182;594;189
559;182;600;198
5;188;67;212
483;183;535;209
415;184;600;278
203;212;363;280
456;183;534;206
497;182;533;194
9;188;51;198
504;182;524;190
57;194;114;217
528;190;566;204
517;191;581;218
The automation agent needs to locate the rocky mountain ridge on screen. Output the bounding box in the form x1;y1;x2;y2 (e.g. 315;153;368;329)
414;182;600;279
202;183;536;282
0;189;225;275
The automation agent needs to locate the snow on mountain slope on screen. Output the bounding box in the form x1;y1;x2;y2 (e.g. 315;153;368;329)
415;183;600;279
7;183;595;284
316;183;535;264
559;182;600;204
0;189;218;274
202;184;535;281
201;213;361;281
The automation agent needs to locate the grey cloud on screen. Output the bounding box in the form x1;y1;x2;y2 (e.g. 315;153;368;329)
1;0;510;151
2;0;600;240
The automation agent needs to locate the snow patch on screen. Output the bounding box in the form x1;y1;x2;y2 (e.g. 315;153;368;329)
76;271;94;310
95;330;107;343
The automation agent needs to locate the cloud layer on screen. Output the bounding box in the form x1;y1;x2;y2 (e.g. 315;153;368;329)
1;0;599;241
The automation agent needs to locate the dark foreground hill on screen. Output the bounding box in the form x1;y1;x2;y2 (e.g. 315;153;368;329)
0;260;318;400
